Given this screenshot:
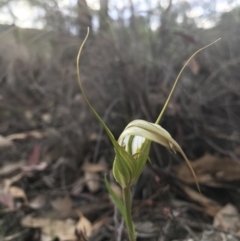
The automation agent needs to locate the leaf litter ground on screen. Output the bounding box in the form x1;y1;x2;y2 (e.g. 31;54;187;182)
1;132;240;241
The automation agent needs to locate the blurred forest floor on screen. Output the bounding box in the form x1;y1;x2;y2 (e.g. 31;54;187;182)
1;3;240;241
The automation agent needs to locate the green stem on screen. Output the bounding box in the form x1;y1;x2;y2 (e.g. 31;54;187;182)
122;187;136;241
155;38;221;125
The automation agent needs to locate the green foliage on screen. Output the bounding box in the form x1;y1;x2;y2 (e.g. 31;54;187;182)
104;175;127;222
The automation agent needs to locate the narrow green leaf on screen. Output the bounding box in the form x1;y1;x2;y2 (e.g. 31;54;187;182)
104;175;127;222
76;28;130;159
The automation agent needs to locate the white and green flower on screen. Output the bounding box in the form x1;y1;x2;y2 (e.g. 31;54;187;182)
112;119;199;189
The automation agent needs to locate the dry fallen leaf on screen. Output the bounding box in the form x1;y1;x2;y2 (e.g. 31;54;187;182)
7;131;43;141
76;212;93;238
178;184;222;217
0;135;13;148
21;215;48;228
84;172;100;193
0;161;25;176
9;186;28;205
44;219;76;240
21;215;76;240
50;195;72;216
174;153;240;185
0;178;27;208
21;162;48;172
213;204;240;235
0;130;48;148
82;161;108;193
82;163;107;173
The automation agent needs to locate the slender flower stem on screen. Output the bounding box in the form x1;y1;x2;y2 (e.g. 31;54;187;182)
155;38;221;125
122;187;136;241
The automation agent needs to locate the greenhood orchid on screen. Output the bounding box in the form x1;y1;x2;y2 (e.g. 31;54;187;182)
113;119;198;189
76;28;220;241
